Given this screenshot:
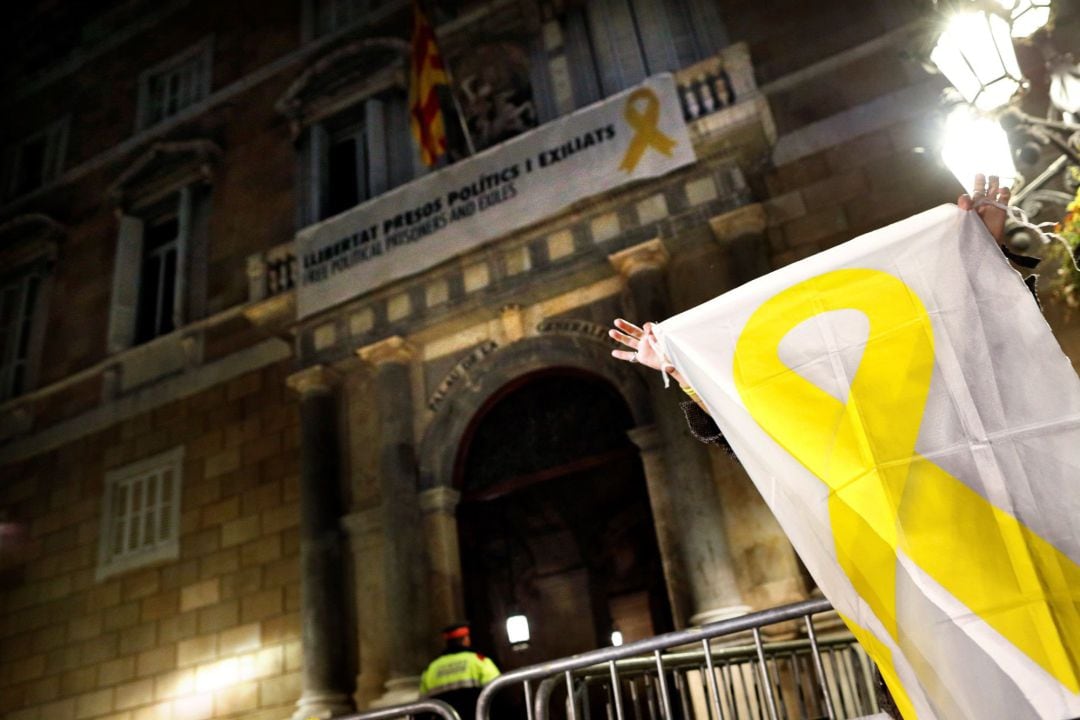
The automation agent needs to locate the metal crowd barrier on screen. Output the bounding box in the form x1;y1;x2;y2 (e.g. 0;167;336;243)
337;699;462;720
477;598;880;720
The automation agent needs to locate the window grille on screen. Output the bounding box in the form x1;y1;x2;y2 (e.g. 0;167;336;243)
97;447;183;580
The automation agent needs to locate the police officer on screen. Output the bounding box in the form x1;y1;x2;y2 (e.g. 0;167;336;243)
419;622;501;720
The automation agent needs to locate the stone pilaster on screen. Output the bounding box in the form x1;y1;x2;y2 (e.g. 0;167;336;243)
611;241;748;628
708;203;770;287
419;486;464;648
285;365;354;720
357;337;427;706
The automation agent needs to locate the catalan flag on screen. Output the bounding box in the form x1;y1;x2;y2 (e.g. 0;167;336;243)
409;1;449;167
657;205;1080;719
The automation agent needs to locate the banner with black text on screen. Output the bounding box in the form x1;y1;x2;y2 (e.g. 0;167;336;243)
295;74;695;319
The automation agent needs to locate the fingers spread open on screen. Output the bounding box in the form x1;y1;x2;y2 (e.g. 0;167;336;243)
613;318;643;337
608;328;640;348
611;349;637;362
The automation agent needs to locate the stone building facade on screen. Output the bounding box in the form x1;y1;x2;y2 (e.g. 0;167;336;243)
1;1;1077;720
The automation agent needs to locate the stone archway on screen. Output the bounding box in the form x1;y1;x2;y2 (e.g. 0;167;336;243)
414;334;660;655
417;334;654;493
454;368;674;672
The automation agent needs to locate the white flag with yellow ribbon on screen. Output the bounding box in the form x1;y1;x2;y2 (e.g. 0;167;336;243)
656;204;1080;720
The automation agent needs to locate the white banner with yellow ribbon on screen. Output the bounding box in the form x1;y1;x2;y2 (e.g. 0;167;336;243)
656;205;1080;720
296;74;695;319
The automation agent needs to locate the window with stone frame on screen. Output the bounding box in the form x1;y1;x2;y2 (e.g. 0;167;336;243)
318;89;414;219
281;45;418;227
136;38;212;130
307;0;398;38
97;447;183;580
0;215;61;403
106;141;217;355
557;0;726;108
134;203;183;344
4;118;68;200
0;268;43;402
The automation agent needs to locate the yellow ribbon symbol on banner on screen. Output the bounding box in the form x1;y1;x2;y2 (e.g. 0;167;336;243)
619;88;677;173
733;268;1080;707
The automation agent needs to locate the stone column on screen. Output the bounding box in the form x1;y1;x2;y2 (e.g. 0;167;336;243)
610;240;749;628
286;366;354;720
357;337;427;706
707;203;809;617
420;486;465;648
707;203;770;288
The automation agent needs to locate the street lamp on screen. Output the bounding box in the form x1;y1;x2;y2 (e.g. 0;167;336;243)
931;0;1078;198
996;0;1053;38
506;612;530;648
941;104;1019;189
930;8;1023;111
931;0;1080;304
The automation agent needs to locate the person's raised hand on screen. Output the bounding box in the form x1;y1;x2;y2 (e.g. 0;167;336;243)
958;173;1010;244
609;319;686;385
610;319;662;369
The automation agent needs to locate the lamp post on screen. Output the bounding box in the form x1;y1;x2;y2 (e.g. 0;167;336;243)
931;0;1078;220
931;7;1023;111
996;0;1054;38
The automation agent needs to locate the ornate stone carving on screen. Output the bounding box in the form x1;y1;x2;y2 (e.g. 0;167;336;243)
286;365;340;396
708;202;767;243
608;238;670;278
356;335;415;366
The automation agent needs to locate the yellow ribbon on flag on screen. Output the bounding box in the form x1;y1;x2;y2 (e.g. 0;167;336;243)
619;88;677;173
732;268;1080;708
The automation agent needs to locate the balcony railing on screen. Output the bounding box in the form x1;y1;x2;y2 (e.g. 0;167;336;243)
248;242;297;302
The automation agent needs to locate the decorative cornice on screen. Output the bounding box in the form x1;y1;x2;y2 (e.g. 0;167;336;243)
627;424;663;453
286;364;340;396
107;140;222;205
274;37;408;123
708;203;767;243
0;213;68;241
0;213;67;268
341;507;383;537
608;239;670;278
356;336;414;366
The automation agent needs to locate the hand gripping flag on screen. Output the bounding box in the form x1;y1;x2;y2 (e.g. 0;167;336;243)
409;0;449;167
656;204;1080;720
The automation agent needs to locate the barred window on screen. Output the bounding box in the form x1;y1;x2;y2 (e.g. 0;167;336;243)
97;447;183;580
137;40;212;130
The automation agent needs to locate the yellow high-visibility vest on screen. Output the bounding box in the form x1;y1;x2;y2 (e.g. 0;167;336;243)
419;651;501;697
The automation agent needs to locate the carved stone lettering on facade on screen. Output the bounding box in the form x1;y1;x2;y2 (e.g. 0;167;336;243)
427;340;499;411
537;318;610;342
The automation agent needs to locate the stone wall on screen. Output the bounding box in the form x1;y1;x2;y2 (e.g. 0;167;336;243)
0;360;305;720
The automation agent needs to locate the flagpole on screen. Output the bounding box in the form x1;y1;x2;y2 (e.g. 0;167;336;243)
420;0;477;157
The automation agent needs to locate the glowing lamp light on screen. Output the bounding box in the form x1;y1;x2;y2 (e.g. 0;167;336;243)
941;105;1018;190
506;613;530;645
931;10;1023;111
996;0;1052;38
610;631;624;647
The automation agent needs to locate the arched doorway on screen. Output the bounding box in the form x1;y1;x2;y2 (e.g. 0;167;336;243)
454;368;672;671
